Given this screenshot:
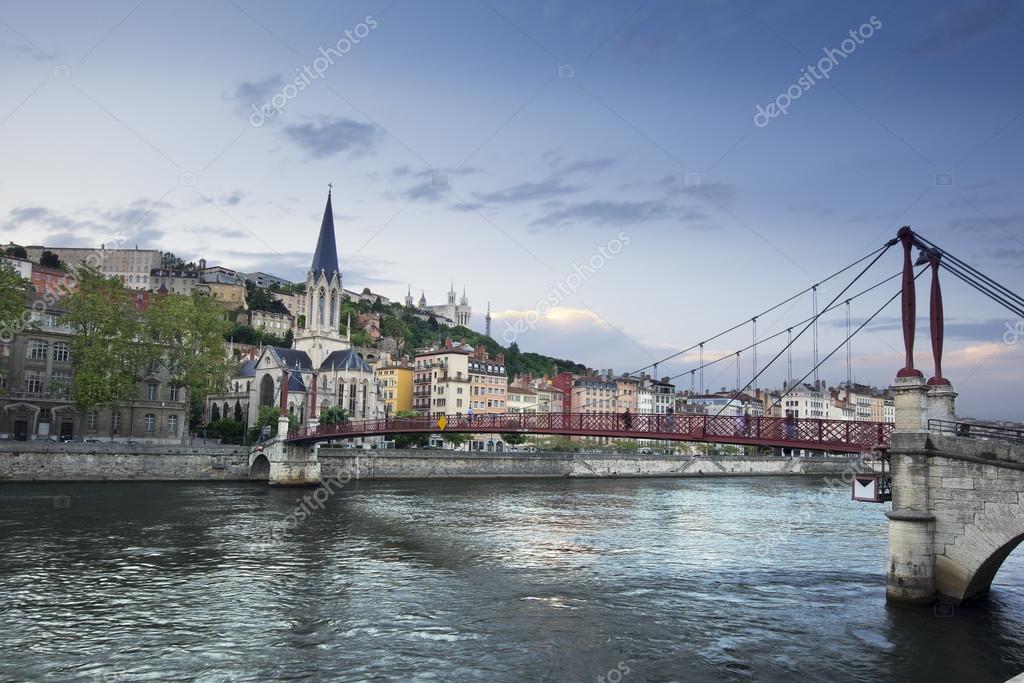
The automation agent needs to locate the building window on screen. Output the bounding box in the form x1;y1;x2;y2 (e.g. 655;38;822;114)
53;342;70;363
167;415;178;435
27;340;48;360
144;414;155;432
87;410;98;431
51;370;72;391
25;371;44;393
169;386;180;402
111;411;122;434
147;383;159;400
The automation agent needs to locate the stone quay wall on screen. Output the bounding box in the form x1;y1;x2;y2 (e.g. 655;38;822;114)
0;442;251;481
317;450;863;481
0;443;865;483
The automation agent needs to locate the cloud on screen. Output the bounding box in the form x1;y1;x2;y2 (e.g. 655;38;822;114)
913;1;1016;54
282;118;381;159
491;305;658;371
546;155;616;175
225;76;283;115
949;213;1024;233
6;42;51;62
3;200;172;250
220;191;245;206
184;224;247;240
529;199;668;229
401;179;450;203
475;178;581;204
449;201;485;212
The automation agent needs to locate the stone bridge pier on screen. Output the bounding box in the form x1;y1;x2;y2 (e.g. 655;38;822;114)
248;416;321;486
886;376;1024;606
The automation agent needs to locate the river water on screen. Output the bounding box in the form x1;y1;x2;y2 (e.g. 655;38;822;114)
1;476;1022;682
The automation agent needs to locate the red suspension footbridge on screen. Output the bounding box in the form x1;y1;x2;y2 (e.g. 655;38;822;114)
287;411;892;453
274;227;1021;455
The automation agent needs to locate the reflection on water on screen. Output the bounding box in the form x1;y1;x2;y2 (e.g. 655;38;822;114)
1;477;1022;682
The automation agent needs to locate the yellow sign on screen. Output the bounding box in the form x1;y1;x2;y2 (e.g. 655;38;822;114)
437;415;448;431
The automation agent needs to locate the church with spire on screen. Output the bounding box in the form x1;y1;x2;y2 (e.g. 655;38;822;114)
246;188;381;427
404;281;472;328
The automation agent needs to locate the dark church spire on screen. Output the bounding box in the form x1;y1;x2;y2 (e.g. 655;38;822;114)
310;186;339;276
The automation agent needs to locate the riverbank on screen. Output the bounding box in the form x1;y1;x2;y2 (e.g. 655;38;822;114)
0;442;869;482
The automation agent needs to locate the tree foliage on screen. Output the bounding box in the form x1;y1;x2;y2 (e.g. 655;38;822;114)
39;250;61;268
206;418;245;444
249;405;299;442
319;404;349;426
0;260;29;337
225;322;286;347
146;292;233;429
244;280;289;314
388;409;429;449
61;265;150;412
443;431;470;447
500;432;526;446
4;244;27;259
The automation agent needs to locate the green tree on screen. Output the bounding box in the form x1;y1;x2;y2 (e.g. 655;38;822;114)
205;418;245;444
350;328;373;347
0;260;29;337
610;439;639;453
388;409;429;449
443;431;470;449
39;250;61;268
500;432;526;446
61;265;150;425
539;435;574;452
146;292;233;434
249;406;299;442
319;404;349;426
4;244;27;259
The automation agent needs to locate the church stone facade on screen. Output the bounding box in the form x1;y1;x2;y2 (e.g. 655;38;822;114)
242;190;381;427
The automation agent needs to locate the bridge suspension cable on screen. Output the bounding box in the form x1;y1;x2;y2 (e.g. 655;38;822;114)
626;243;893;378
567;267;907;415
712;239;897;417
570;244;905;414
769;265;928;413
913;235;1024;318
662;269;904;385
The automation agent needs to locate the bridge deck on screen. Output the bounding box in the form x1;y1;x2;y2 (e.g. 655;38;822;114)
287;413;892;453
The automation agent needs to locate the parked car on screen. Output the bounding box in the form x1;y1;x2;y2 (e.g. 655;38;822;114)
638;447;653;455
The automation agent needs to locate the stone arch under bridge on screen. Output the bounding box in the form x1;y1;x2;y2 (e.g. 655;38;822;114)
887;426;1024;606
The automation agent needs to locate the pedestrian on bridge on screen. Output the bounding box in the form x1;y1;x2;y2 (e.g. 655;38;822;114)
622;408;632;431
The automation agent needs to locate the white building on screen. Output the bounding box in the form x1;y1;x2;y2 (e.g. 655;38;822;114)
405;283;472;327
25;245;161;290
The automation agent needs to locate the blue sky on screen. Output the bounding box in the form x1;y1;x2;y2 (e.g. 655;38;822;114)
1;0;1023;418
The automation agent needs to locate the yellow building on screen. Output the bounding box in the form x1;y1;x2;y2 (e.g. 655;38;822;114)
376;363;413;416
200;281;247;310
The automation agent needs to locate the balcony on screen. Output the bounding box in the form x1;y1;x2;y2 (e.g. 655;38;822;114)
3;389;73;402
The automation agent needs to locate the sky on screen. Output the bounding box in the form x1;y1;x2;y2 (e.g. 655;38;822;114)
1;0;1023;419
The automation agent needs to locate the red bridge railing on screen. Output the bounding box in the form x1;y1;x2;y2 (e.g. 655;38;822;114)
287;412;892;453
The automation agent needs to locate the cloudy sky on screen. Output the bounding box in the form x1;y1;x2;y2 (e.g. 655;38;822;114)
1;0;1023;418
